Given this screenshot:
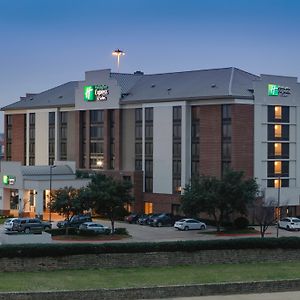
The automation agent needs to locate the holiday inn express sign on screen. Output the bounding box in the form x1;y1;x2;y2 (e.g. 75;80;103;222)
84;85;109;101
268;84;291;97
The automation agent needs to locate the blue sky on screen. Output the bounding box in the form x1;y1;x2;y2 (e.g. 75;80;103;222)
0;0;300;130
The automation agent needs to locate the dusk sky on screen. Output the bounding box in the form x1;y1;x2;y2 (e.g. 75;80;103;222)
0;0;300;131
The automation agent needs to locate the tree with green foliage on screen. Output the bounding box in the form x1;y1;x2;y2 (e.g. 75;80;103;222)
181;169;259;231
87;174;133;233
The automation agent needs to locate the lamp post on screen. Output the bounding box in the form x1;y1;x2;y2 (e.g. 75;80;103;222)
276;176;281;238
49;165;56;223
112;49;125;71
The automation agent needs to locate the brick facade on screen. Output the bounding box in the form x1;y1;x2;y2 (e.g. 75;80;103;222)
231;104;254;178
143;192;181;213
11;114;26;164
199;105;222;177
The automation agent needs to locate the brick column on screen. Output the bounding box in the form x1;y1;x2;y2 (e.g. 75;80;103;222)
11;114;26;164
199;105;222;178
74;111;81;169
84;111;90;169
231;104;254;178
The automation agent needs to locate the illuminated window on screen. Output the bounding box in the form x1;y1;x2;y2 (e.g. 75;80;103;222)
144;202;153;214
274;106;282;119
274;125;282;138
274;161;282;174
274;179;281;189
274;143;282;156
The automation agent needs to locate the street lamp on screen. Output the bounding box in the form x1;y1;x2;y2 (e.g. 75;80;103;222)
276;176;281;238
112;49;125;71
49;165;56;223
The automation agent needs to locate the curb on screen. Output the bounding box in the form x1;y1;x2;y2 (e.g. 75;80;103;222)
0;279;300;300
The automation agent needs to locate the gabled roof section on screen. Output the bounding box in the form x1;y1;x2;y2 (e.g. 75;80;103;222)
110;72;143;94
121;67;259;103
1;81;78;111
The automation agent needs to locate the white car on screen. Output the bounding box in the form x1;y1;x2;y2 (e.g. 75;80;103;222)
278;217;300;231
174;218;206;231
4;218;19;231
78;222;110;234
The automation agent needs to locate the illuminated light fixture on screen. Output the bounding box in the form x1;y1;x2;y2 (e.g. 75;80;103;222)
112;49;125;71
96;159;103;168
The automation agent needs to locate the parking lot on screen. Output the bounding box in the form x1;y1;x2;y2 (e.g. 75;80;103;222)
1;218;300;244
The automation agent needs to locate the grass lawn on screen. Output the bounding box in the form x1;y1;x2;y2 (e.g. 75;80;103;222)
1;261;300;292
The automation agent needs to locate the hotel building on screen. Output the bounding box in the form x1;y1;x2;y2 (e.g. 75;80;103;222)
1;67;300;218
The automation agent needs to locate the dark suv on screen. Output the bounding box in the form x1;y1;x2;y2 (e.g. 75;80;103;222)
57;214;92;229
12;218;52;233
148;213;175;227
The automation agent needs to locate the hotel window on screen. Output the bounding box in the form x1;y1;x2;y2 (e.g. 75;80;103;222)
267;161;289;177
268;143;289;159
89;110;104;169
268;179;289;188
135;108;143;171
221;104;232;176
29;113;35;165
268;106;289;122
173;106;181;193
144;202;153;214
144;108;153;192
191;107;200;177
48;112;55;165
5;115;12;161
268;124;289;141
59;112;67;160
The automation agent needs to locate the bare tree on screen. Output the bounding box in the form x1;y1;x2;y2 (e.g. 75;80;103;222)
254;197;276;238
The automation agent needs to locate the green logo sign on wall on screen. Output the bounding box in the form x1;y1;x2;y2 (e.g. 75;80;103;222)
268;84;291;97
84;85;109;101
3;175;16;185
268;84;279;96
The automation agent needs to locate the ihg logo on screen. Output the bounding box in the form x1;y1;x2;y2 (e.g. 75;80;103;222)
268;84;291;97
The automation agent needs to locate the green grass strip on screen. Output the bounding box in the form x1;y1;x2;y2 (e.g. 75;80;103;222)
1;261;300;292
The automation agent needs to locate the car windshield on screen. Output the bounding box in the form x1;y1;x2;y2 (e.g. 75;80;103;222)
292;219;300;222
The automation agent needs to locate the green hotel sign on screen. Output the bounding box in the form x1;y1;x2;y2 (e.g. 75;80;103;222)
84;85;109;101
268;84;291;97
3;175;16;185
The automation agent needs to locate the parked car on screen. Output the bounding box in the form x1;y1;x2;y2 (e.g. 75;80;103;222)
124;213;140;224
57;214;92;229
78;222;110;234
137;214;151;225
145;213;162;225
174;218;206;231
278;217;300;231
4;217;19;231
149;213;175;227
12;218;52;233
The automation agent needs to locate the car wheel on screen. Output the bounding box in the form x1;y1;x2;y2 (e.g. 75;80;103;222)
24;228;30;234
286;225;290;231
200;225;205;230
157;222;162;227
184;226;189;231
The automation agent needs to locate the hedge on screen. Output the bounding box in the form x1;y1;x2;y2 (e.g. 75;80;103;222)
1;237;300;258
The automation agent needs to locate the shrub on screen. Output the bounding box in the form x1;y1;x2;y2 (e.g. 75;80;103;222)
234;217;249;229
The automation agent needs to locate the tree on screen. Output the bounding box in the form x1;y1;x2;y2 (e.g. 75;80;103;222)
181;169;259;231
253;197;276;238
51;186;86;221
87;174;133;233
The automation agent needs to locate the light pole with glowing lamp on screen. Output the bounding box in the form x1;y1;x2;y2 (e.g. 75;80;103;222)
49;165;56;223
276;176;281;238
112;49;125;71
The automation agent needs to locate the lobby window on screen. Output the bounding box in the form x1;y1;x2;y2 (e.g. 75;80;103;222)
144;202;153;214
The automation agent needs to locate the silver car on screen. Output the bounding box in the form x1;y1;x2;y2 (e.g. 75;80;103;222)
79;222;110;234
278;217;300;231
174;218;206;231
4;218;19;231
